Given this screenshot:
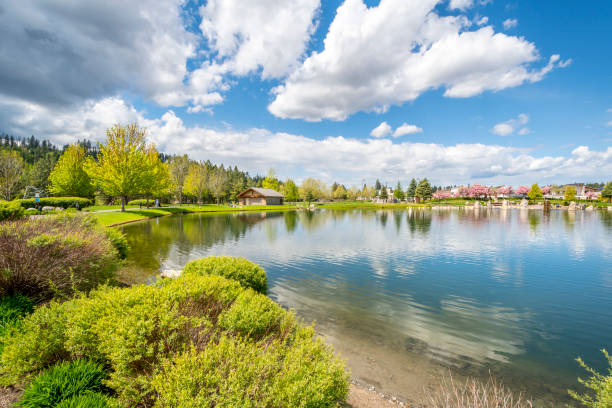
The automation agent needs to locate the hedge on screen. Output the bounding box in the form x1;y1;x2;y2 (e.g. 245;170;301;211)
0;200;25;222
15;197;92;209
182;256;268;294
127;199;153;206
0;271;349;407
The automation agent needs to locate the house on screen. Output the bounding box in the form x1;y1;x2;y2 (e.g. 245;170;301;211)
237;187;284;206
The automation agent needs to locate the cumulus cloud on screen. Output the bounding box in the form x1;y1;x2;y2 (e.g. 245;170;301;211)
449;0;473;10
370;122;392;138
491;113;530;136
268;0;570;121
476;16;489;26
2;96;609;186
393;123;424;137
199;0;320;79
502;18;518;29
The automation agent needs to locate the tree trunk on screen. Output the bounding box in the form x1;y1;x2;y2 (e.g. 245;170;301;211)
121;196;126;212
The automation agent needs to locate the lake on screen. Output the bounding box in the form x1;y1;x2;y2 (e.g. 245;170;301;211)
118;208;612;406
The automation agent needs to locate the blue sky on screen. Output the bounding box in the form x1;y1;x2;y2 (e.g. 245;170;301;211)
0;0;610;186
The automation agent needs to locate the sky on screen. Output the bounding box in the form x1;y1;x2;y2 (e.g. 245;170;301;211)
0;0;610;187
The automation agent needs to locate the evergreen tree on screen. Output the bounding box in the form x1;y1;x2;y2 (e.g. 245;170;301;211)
407;178;417;198
415;178;432;200
380;186;388;199
375;179;382;191
394;181;405;200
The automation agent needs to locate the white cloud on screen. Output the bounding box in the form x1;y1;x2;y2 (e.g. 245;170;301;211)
491;113;530;136
607;120;612;127
2;96;609;186
502;18;518;30
393;123;423;137
370;122;393;138
449;0;473;10
199;0;320;79
268;0;570;121
476;16;489;26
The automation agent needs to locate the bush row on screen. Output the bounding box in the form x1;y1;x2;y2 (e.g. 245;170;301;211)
15;197;93;209
0;200;25;222
0;271;349;407
0;213;122;301
126;199;154;206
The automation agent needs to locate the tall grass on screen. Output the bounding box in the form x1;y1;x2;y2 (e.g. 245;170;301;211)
422;373;533;408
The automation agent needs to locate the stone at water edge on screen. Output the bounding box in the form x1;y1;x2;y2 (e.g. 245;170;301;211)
473;201;481;209
41;206;54;211
568;202;577;211
502;200;509;208
160;269;182;278
520;198;529;207
585;205;595;211
26;207;37;212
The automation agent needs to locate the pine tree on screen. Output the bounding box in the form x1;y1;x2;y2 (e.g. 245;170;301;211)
375;179;382;191
394;181;405;200
415;178;432;200
407;178;417;198
380;186;388;200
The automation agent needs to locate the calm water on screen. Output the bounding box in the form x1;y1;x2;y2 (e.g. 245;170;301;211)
119;208;612;406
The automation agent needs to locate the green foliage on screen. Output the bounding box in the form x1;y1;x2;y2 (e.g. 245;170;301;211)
565;185;577;201
127;199;153;206
49;145;94;197
218;290;284;338
0;200;25;221
262;168;280;192
0;213;119;301
602;181;612;202
416;178;432;200
17;359;109;408
169;155;190;205
380;186;388;199
0;150;25;200
394;181;405;200
1;272;348;407
55;392;117;408
569;350;612;408
333;184;347;200
528;184;543;201
407;178;417;198
16;197;92;209
104;228;129;259
282;179;300;202
0;294;35;352
182;256;268;294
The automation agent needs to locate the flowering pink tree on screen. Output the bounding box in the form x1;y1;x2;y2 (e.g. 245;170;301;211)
457;186;470;198
433;190;452;200
468;184;491;198
541;186;551;195
586;191;598;200
497;186;513;196
516;186;530;196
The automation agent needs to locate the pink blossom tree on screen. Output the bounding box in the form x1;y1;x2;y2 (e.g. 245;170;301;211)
586;191;598;200
516;186;530;196
497;186;513;196
541;186;551;195
433;190;451;200
457;186;470;198
468;184;491;198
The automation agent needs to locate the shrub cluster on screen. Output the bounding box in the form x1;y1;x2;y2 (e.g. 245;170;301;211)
103;228;129;259
16;197;92;210
182;256;268;294
0;294;35;352
0;200;25;222
0;272;349;407
0;213;120;301
569;350;612;408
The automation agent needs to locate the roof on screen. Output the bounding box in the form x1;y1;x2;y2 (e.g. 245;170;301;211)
237;187;284;198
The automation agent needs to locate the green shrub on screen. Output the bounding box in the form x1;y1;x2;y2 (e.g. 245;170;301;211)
0;294;35;353
15;197;92;210
127;199;153;207
183;256;268;294
218;290;284;339
0;200;24;222
24;209;38;215
569;349;612;407
104;228;129;259
55;392;117;408
0;213;120;301
1;273;348;407
17;359;109;408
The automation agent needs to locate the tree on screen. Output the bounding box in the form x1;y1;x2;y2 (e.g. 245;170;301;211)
169;154;190;205
49;144;94;197
262;168;280;191
29;153;57;191
300;178;324;205
208;167;228;204
516;186;530;196
528;184;543;201
85;123;158;212
282;179;300;202
394;181;405;200
184;163;209;204
0;150;25;200
333;184;347;200
361;185;375;200
380;186;388;200
600;181;612;203
407;178;417;199
564;185;577;201
347;186;359;200
541;186;551;195
415;178;432;200
375;179;382;191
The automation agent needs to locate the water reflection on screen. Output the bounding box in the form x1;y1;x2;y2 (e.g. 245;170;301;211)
120;208;612;406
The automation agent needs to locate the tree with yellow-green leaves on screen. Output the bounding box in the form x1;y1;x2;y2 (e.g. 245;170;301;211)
85;123;164;212
184;162;209;204
528;183;543;201
169;154;190;205
49;144;94;197
565;185;577;201
0;150;24;200
262;168;280;192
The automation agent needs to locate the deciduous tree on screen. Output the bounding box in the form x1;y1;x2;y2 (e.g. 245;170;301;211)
0;150;24;200
262;168;280;191
528;184;543;201
333;184;347;200
282;179;299;202
184;162;209;204
394;181;405;200
169;154;190;205
564;185;577;201
601;181;612;203
49;144;94;197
